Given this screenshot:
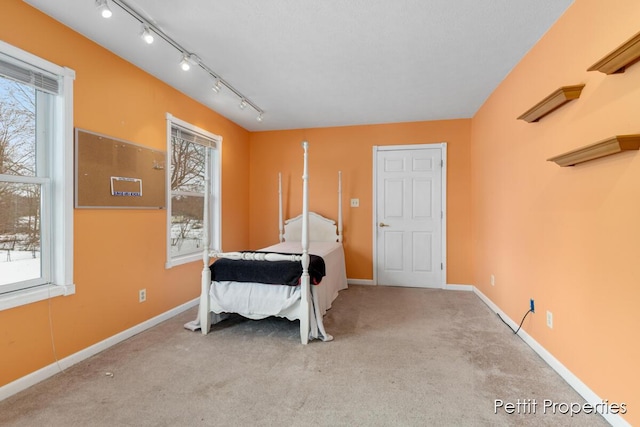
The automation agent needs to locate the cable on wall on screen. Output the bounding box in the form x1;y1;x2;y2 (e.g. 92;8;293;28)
98;0;265;123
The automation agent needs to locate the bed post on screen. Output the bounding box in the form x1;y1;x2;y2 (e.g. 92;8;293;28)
338;171;343;243
199;149;212;334
278;172;284;243
300;141;311;345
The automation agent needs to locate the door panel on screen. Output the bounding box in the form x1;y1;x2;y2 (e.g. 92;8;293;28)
412;231;432;272
384;179;404;217
376;147;443;288
412;178;432;219
384;231;404;271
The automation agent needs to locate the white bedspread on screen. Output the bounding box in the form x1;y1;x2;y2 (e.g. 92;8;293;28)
209;241;347;341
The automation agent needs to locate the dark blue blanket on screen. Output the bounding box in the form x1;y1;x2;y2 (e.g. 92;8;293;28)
210;252;325;286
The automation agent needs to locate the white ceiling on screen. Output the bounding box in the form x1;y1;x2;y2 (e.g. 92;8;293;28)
24;0;574;131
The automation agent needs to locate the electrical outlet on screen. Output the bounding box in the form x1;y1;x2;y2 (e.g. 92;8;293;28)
139;289;146;303
490;274;495;286
530;298;535;313
546;311;553;328
350;198;359;208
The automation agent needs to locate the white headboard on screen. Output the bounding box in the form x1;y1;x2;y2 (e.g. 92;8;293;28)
283;212;339;242
278;171;343;243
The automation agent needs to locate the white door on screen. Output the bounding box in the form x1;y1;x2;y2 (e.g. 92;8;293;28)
374;145;444;288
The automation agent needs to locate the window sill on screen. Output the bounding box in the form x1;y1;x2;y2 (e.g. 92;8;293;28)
165;253;204;269
0;283;75;311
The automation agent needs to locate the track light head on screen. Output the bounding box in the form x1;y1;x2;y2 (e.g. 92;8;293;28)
212;79;222;93
256;113;264;122
141;26;154;44
180;56;191;71
96;0;112;18
239;99;248;110
180;53;198;71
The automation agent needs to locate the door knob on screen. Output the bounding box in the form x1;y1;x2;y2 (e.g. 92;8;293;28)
379;222;390;227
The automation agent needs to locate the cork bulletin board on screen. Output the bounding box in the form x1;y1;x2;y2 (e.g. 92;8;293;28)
75;128;166;209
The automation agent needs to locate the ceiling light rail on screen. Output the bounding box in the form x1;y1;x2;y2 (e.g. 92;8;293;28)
98;0;264;122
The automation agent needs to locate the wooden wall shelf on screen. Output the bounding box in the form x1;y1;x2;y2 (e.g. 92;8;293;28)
547;135;640;167
587;30;640;74
517;85;585;123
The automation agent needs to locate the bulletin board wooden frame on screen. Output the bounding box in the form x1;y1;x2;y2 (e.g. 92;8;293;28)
75;128;166;209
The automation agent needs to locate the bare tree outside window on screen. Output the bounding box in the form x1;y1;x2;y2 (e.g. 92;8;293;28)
0;76;42;286
170;134;206;256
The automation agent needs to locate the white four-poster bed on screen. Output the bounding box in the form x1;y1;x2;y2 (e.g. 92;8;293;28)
185;141;347;344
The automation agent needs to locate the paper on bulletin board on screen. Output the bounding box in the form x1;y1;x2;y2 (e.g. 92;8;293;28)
110;176;143;197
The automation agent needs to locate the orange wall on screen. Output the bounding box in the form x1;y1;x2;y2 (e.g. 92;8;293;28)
0;0;250;386
471;0;640;424
248;121;473;284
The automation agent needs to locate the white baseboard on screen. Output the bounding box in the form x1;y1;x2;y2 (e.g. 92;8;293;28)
348;281;474;290
347;278;374;286
473;287;630;427
0;298;198;402
445;283;473;291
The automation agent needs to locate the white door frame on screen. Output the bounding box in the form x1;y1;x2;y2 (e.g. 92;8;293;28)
372;143;447;287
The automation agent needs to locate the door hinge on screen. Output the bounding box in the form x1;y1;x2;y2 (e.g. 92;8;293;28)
440;263;443;270
440;159;443;167
441;211;443;219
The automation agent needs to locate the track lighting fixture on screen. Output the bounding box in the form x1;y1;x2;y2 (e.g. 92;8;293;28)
140;26;154;44
99;0;264;123
180;53;198;71
212;79;222;93
179;56;191;71
96;0;113;18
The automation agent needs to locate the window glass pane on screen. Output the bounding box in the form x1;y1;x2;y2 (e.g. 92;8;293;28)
170;137;205;193
0;76;36;177
0;182;41;286
170;194;204;257
167;118;219;267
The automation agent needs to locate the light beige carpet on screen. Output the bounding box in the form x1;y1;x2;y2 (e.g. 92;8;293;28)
0;286;610;426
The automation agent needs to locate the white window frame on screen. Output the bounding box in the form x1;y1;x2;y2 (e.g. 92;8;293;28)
0;41;75;310
165;113;221;268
